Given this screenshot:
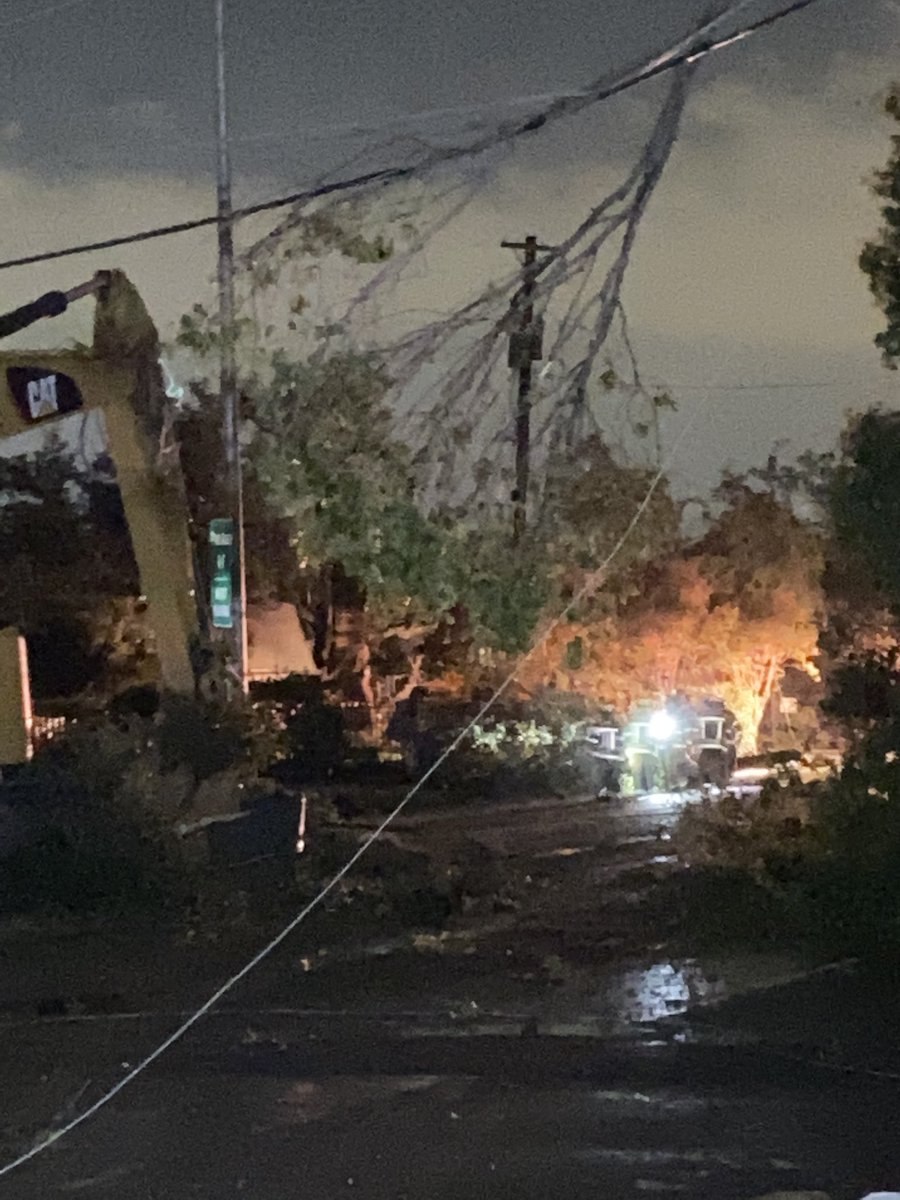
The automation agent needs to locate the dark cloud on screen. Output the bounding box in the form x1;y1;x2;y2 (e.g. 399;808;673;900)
708;0;896;94
3;0;888;185
0;0;895;490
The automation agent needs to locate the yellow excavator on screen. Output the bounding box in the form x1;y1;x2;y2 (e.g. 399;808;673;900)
0;270;208;764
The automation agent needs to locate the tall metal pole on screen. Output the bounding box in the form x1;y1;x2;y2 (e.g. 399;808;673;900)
502;234;551;544
214;0;248;692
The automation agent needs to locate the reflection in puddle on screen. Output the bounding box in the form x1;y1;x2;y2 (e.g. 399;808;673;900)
578;1146;741;1167
592;1089;710;1115
603;961;727;1024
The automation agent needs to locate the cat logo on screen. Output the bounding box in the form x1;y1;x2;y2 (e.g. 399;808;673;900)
26;373;59;419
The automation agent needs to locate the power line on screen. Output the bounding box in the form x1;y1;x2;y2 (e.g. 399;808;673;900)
0;168;398;272
0;0;824;275
240;0;816;264
229;90;589;148
0;391;708;1182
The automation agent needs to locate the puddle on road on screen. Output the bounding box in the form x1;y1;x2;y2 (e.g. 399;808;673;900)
598;953;811;1030
528;952;810;1037
591;1089;710;1115
604;961;727;1024
399;951;804;1040
577;1146;742;1169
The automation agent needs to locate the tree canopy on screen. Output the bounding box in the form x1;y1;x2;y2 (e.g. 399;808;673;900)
860;86;900;366
830;411;900;609
522;483;823;751
176;228;685;661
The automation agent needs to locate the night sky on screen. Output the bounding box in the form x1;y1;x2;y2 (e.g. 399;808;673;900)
0;0;897;492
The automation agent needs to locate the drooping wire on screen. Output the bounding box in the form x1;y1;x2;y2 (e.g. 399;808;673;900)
387;65;693;498
0;0;824;274
0;0;830;1179
0;389;709;1183
239;0;810;261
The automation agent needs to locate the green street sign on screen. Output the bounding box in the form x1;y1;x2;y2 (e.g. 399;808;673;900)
209;517;236;575
211;572;233;628
209;518;236;629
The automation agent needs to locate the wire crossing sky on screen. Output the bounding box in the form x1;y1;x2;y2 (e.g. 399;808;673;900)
0;0;823;274
0;0;865;1180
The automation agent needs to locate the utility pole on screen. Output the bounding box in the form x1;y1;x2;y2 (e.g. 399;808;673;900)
501;234;551;543
213;0;248;693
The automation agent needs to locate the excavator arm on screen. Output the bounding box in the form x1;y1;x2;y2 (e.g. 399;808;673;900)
0;271;201;696
0;272;109;341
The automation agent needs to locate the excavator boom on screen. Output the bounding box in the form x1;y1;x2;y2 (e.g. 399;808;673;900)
0;272;109;342
0;271;200;699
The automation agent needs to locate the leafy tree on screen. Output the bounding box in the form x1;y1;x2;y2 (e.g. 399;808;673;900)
860;85;900;365
822;646;900;736
525;485;823;751
830;410;900;606
251;352;438;604
818;521;897;701
820;93;900;739
817;411;900;744
177;214;472;682
693;486;821;619
538;432;682;615
834;83;900;730
723;421;900;741
715;445;835;525
174;213;686;684
667;489;822;749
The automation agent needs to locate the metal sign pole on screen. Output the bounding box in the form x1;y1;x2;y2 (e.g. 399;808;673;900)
214;0;248;692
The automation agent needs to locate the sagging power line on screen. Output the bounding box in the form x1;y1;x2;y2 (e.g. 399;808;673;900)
0;0;823;275
0;384;710;1184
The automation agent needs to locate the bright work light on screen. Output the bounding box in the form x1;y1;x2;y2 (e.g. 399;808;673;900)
648;709;677;742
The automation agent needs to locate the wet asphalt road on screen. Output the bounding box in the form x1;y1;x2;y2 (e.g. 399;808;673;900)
1;791;899;1199
4;1018;900;1200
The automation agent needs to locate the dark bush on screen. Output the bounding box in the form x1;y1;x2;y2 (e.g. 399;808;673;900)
669;756;900;969
154;693;254;780
251;675;346;780
0;722;188;918
0;691;292;917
